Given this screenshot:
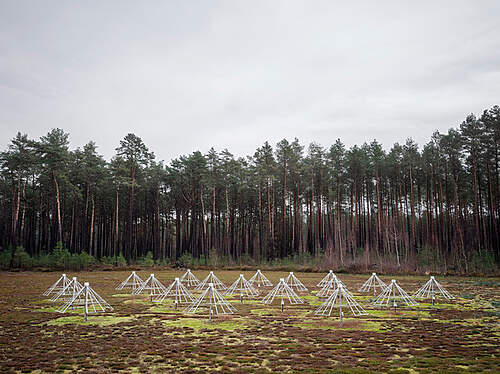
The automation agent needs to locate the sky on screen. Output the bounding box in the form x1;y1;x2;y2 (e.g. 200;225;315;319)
1;1;499;162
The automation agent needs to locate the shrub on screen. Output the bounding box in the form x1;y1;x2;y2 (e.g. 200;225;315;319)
209;248;220;267
177;252;194;268
137;251;154;266
49;242;71;269
100;255;114;265
12;246;32;268
239;253;255;266
116;252;127;267
70;251;95;270
155;257;170;266
469;251;497;274
0;248;12;270
416;245;443;271
36;252;51;268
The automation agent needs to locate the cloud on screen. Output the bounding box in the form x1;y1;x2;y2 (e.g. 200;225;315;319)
1;0;499;161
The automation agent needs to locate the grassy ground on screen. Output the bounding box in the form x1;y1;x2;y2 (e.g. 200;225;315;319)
0;270;498;373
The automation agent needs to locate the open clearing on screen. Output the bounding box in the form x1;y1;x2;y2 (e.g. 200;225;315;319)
0;270;498;373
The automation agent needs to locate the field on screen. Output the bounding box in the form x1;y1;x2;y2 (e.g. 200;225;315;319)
0;270;499;373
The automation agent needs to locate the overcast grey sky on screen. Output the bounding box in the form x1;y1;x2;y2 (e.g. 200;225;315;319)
1;1;499;161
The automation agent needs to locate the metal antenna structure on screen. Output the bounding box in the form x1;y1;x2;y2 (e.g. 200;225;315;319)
44;273;70;296
317;279;335;298
225;274;259;302
248;269;273;287
58;282;113;321
179;269;200;287
51;277;84;302
359;273;387;296
317;270;335;287
413;276;454;304
153;277;194;309
195;271;227;291
261;278;303;311
315;284;368;322
115;271;145;293
185;283;236;321
132;274;167;301
284;272;308;292
373;279;417;309
316;274;346;298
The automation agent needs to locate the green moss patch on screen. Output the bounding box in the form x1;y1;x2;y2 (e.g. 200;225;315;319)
292;318;385;332
111;293;133;298
149;303;185;314
35;306;61;313
367;309;431;318
46;315;134;326
162;317;249;331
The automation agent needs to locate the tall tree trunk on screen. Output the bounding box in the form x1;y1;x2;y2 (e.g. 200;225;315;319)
11;173;21;245
282;158;287;257
336;175;343;264
267;177;272;249
212;185;216;253
129;166;136;258
89;196;95;256
114;187;119;257
225;186;230;259
200;188;206;256
472;159;481;251
52;170;63;243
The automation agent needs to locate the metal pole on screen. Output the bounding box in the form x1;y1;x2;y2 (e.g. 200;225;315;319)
339;288;343;324
209;283;213;323
84;282;89;322
150;274;154;302
431;277;435;305
393;280;397;312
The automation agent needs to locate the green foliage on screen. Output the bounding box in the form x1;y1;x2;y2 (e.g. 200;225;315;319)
469;251;497;274
73;251;95;270
116;252;127;267
12;246;32;268
155;258;169;266
100;255;115;265
0;246;33;269
176;252;194;268
137;251;154;266
238;253;255;266
0;249;12;270
209;248;220;268
416;245;443;270
101;253;128;267
36;252;51;268
49;242;71;269
354;247;365;258
47;243;96;271
0;243;97;271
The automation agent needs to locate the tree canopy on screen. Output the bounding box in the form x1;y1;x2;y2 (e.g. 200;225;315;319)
1;106;499;272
